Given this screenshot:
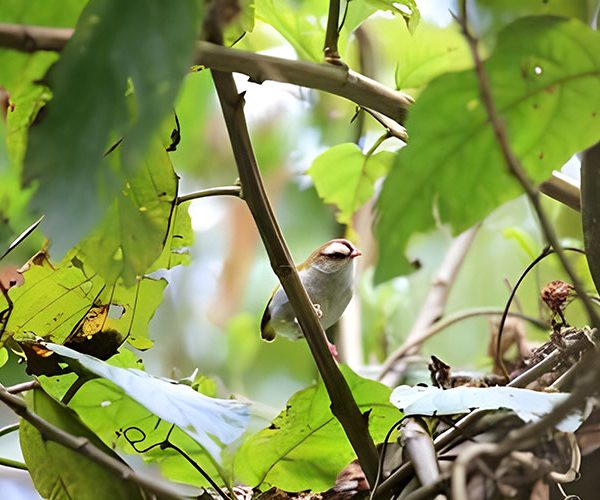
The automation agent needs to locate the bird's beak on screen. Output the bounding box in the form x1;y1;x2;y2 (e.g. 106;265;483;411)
350;248;362;258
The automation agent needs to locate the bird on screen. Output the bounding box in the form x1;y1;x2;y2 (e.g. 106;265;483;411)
260;239;361;357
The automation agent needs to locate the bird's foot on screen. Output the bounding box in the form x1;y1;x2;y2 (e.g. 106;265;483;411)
326;339;339;361
313;303;323;319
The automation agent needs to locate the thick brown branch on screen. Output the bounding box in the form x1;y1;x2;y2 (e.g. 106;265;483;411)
0;22;412;124
210;69;379;484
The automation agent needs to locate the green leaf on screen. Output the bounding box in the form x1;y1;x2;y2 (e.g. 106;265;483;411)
0;347;8;368
366;0;420;32
309;143;394;225
23;0;199;253
44;342;250;462
3;252;165;353
255;0;325;61
19;387;144;500
234;365;399;491
77;137;180;286
147;202;194;273
394;23;472;90
376;16;600;282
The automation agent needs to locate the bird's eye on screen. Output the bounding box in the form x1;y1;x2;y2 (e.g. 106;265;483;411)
330;252;347;259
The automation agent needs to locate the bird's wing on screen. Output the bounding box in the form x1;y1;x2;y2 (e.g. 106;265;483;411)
260;287;277;341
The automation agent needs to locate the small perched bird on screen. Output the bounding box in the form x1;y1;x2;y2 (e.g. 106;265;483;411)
260;239;361;356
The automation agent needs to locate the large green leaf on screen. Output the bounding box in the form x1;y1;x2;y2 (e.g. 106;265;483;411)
234;365;399;491
45;342;250;462
255;0;417;61
3;251;166;352
309;143;394;225
20;387;144;500
376;16;600;282
77;137;180;286
23;0;199;253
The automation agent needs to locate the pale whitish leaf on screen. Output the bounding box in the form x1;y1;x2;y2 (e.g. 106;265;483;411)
44;343;250;461
390;385;590;432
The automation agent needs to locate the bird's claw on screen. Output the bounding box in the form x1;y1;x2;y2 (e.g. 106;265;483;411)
313;303;323;319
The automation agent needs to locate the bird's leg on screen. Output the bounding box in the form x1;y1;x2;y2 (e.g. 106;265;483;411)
313;303;323;319
326;338;339;361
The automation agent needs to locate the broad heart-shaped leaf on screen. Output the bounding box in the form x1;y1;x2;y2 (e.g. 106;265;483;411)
77;137;180;286
390;385;586;433
3;251;166;352
309;143;394;225
23;0;199;254
20;387;144;500
44;343;250;462
234;365;399;491
376;16;600;283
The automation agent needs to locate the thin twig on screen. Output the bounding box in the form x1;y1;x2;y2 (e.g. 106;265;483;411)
494;247;586;378
61;375;89;405
540;170;581;212
0;456;28;470
380;227;479;385
0;23;413;125
209;69;379;484
379;308;544;382
362;107;409;142
0;385;186;499
324;0;342;62
176;185;242;205
124;425;229;500
456;2;600;330
6;380;39;394
0;423;19;437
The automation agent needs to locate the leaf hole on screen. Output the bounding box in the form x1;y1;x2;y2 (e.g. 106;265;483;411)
108;304;125;319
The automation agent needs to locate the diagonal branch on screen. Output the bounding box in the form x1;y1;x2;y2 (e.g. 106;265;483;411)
0;22;412;124
0;384;188;499
210;68;379;485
